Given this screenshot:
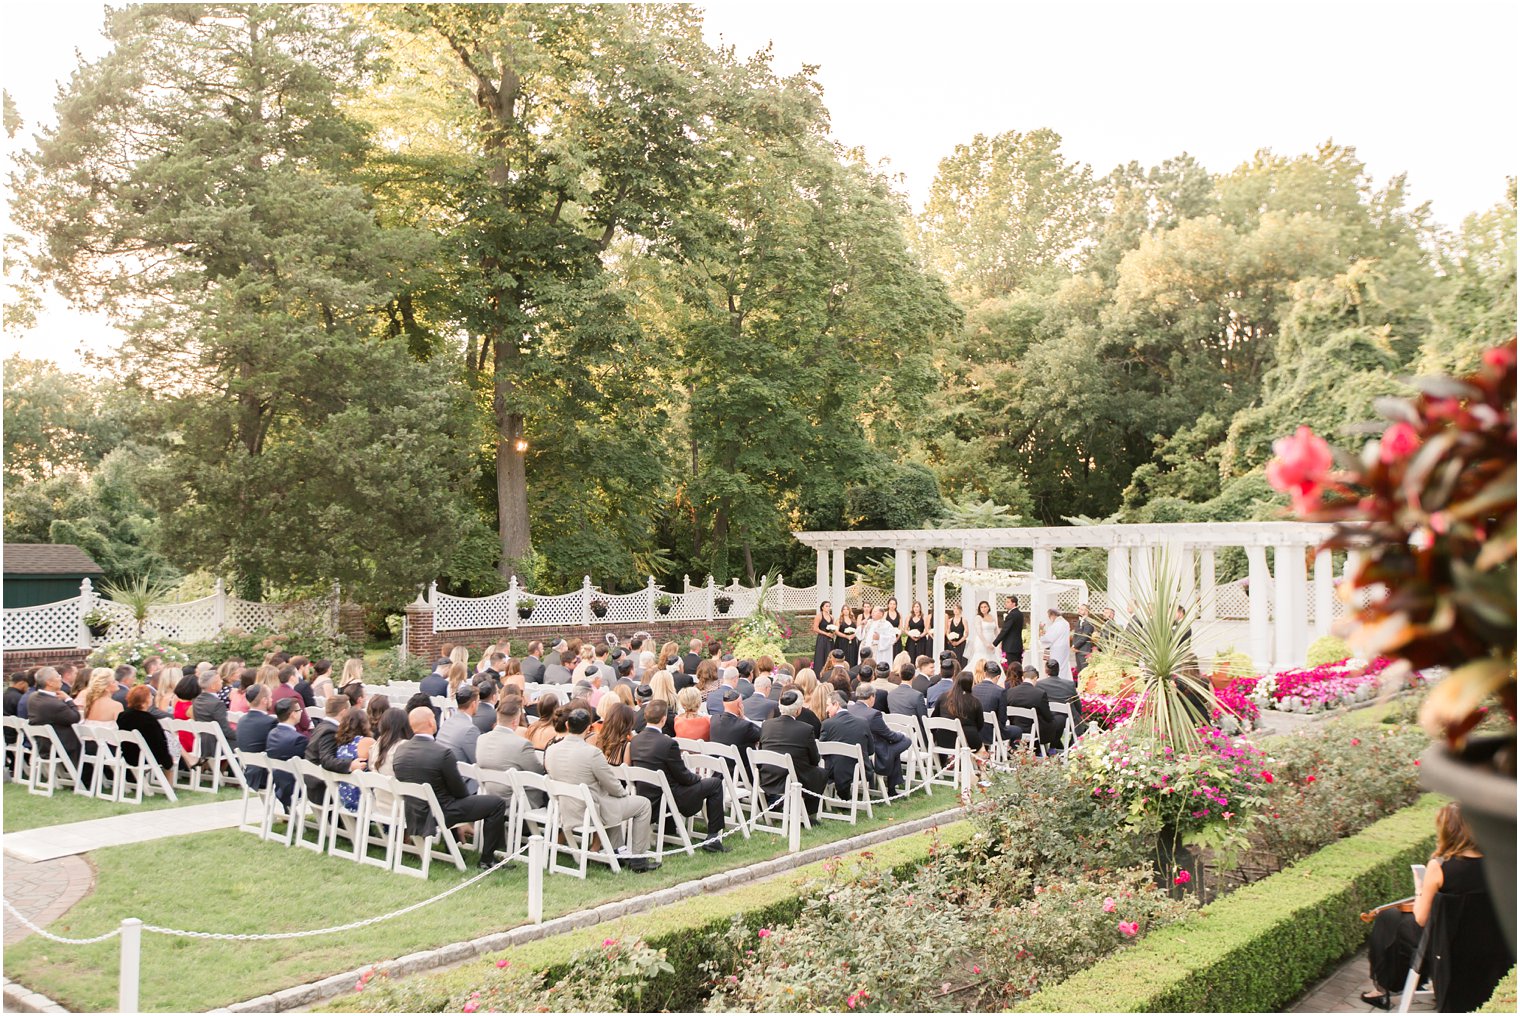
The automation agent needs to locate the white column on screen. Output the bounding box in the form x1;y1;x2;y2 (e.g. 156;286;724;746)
1246;545;1272;672
960;546;975;567
914;549;930;615
894;547;911;617
1199;549;1217;622
1273;545;1308;669
1131;546;1153;603
932;568;948;659
1029;546;1053;673
975;549;990;569
1179;547;1197;610
1106;544;1131;621
1313;549;1334;638
831;546;846;613
815;547;829;601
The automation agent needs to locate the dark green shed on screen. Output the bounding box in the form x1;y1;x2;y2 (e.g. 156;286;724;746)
3;544;105;608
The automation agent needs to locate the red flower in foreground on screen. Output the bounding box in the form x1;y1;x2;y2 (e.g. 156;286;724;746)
1260;771;1275;784
1378;422;1422;464
1266;426;1334;514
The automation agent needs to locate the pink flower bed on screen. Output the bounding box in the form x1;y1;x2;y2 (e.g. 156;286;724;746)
1209;677;1260;725
1081;694;1138;729
1266;657;1399;711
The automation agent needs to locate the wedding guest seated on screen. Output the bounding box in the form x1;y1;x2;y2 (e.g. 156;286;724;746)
1035;658;1083;745
757;690;826;819
192;670;235;759
77;668;124;723
672;686;710;741
629;699;728;852
931;673;983;754
709;687;760;775
265;698;309;810
544;708;659;872
117;684;174;773
476;696;545;806
1006;666;1055;746
526;694;561;750
847;684;910;795
743;676;780;723
438;684;483;763
391;707;508;870
27;668;82;763
473;680;500;734
819;691;870;799
234;684;277;788
971;661;1010;743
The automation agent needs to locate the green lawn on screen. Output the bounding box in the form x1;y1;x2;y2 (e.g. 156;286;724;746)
3;789;955;1012
3;781;241;832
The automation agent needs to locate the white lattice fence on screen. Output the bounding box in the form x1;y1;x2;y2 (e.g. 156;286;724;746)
434;591;514;632
3;596;84;651
778;583;823;612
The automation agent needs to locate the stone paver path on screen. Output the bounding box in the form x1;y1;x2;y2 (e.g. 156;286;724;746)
1290;946;1436;1013
2;855;95;945
3;798;260;862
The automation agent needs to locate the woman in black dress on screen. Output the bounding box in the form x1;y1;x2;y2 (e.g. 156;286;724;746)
945;604;968;666
835;606;860;668
1363;802;1512;1011
904;600;932;660
931;673;983;754
884;596;905;657
811;601;837;673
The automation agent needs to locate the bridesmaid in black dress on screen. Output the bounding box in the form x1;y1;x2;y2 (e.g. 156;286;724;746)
811;602;837;673
835;606;860;668
945;604;968;666
904;600;932;660
884;596;905;657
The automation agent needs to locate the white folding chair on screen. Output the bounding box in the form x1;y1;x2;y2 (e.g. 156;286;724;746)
161;719;244;791
74;724;114;799
430;696;456;721
113;728;177;804
883;713;932;796
544;778;625;878
1048;701;1079;753
2;715;30;782
685;753;750;839
235;749;273;834
1007;706;1047;757
618;764;695;860
921;717;967;789
260;756;309;846
318;764;368;863
745;748;812;837
507;769;556;857
391;778;469;878
23;724;82;797
982;710;1009;763
816;741;874;824
698;739;758;807
351;770;401;871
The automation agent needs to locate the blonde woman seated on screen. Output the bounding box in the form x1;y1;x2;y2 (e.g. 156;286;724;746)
76;668;124;723
672;686;710;740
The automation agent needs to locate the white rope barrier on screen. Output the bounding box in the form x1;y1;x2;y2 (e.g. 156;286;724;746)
2;898;123;944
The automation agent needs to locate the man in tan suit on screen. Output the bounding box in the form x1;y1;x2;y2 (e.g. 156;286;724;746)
544;707;659;872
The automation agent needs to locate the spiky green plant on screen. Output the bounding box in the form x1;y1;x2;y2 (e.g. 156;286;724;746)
100;574;176;637
1106;549;1213;753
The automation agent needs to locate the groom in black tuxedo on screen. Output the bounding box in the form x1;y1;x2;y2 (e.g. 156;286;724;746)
994;595;1025;668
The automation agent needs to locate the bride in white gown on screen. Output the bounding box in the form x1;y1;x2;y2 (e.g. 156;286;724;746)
965;599;999;668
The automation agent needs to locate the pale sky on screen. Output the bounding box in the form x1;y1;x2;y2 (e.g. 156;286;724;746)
4;0;1517;372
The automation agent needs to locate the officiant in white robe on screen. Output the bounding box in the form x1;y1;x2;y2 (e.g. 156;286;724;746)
862;607;898;664
1040;608;1073;680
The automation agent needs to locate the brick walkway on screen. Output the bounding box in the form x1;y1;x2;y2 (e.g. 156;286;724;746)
2;855;95;945
1290;946;1436;1013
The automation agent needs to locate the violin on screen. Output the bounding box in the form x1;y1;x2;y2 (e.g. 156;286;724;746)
1359;898;1416;923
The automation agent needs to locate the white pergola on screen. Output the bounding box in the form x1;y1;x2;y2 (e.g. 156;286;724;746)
792;521;1344;672
929;566;1087;670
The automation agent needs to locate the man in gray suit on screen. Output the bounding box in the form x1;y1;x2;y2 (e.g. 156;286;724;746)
743;675;780;723
541;648;573;686
544;707;658;871
438;684;483;764
475;696;544;807
520;641;545;684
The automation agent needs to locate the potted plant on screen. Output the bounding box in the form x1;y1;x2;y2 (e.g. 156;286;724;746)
100;574;174;638
516;597;536;620
590;597;608;619
82;607;113;639
655;594;673;616
715;594;734;615
1267;339;1516;951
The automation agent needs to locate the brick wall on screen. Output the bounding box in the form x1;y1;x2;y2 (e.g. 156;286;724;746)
1;647;91;673
403;605;813;661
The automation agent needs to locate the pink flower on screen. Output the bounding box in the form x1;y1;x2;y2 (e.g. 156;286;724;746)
1378;422;1422;465
972;965;982;974
496;958;509;968
1266;426;1333;515
602;938;616;947
462;1002;479;1014
1118;921;1139;937
1305;775;1316;784
1174;870;1192;886
757;928;772;939
1483;345;1516;370
1261;771;1274;784
1350;738;1360;747
1103;897;1117;912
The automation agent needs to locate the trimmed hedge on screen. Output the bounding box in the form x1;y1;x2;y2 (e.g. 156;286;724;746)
333;819;973;1013
1016;794;1445;1013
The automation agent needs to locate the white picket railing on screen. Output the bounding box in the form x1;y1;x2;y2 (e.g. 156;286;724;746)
2;578;334;651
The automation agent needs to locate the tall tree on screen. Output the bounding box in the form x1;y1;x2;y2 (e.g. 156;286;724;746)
14;3;476;599
373;4;713;580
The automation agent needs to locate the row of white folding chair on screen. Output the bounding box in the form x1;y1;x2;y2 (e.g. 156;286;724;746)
14;723;81;796
1007;706;1048;757
610;764;696;861
158;718;245;792
681;752;752;841
236;750;467;878
676;737;762;815
816;741;875;824
881;713;935;796
75;724;177;804
921;717;970;788
3;715;32;783
983;710;1009;763
543;777;632;878
745;748;813;837
456;762;556;860
1048;700;1079;752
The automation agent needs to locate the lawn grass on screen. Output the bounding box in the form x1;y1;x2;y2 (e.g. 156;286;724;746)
3;787;956;1012
2;781;241;832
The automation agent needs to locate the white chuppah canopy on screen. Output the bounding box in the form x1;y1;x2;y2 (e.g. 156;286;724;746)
931;566;1087;671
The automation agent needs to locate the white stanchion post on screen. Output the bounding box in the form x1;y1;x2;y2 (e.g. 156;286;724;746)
119;917;142;1013
786;780;802;853
527;835;546;924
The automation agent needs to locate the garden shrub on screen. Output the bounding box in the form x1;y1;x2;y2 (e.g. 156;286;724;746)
1015;795;1444;1013
1306;634;1352;666
1208;648;1257;679
180;620;358;664
364;651;431;685
1258;718;1425;863
1079;650;1135;694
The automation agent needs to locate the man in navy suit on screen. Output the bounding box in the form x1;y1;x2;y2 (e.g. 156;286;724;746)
234;684;277;791
419;659;451;699
846;685;910;796
264;698;309;810
819;691;871;799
